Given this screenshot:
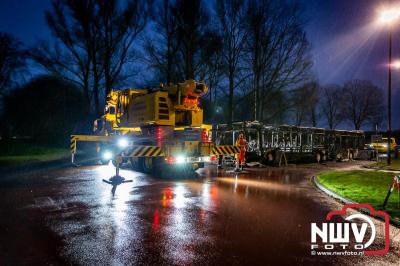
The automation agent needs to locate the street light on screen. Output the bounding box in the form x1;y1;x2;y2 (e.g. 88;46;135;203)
391;60;400;69
378;9;400;24
378;7;400;165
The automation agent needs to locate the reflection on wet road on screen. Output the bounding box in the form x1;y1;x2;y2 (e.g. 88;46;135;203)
0;164;398;265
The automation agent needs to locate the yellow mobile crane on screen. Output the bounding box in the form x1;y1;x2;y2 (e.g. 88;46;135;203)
70;80;240;175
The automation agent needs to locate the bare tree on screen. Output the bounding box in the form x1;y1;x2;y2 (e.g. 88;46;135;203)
310;95;320;127
216;0;248;123
291;82;319;126
31;41;92;106
240;0;313;123
144;0;181;84
97;0;152;96
32;0;152;115
31;0;98;111
173;0;209;80
64;0;103;113
0;33;25;96
342;80;384;130
307;81;320;127
145;0;221;100
245;0;269;121
197;30;224;103
259;1;312;121
320;85;343;129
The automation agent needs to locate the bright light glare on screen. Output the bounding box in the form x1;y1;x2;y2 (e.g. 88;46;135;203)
378;9;400;24
103;151;113;160
202;156;210;162
117;138;129;148
173;184;186;208
391;60;400;69
176;155;186;164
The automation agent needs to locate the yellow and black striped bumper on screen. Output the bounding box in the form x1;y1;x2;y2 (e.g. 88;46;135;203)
126;146;164;157
70;135;111;154
211;146;241;155
70;136;78;154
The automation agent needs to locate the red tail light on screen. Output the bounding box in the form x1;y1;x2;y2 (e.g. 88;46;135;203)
157;127;161;145
202;129;208;142
210;155;217;161
165;156;175;165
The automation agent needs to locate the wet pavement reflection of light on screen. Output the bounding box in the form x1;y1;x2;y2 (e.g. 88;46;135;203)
1;163;399;265
172;183;187;209
160;184;196;264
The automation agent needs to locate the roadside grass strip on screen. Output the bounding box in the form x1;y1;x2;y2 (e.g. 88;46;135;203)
0;141;69;166
318;170;400;218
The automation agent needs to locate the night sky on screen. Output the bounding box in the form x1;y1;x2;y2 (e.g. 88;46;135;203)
0;0;399;129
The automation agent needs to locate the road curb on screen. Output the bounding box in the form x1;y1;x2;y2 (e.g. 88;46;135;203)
311;175;400;228
362;165;400;173
312;175;356;205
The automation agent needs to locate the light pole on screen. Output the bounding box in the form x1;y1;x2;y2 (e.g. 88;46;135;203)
388;30;392;165
378;9;399;165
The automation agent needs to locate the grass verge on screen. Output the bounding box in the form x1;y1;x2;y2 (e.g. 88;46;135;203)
0;141;69;167
318;170;400;218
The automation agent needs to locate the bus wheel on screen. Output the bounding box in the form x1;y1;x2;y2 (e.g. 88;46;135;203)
268;153;274;162
100;159;110;165
262;151;274;165
316;152;321;163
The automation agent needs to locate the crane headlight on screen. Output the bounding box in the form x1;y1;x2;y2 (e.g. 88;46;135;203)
117;138;129;148
176;155;186;164
103;151;113;160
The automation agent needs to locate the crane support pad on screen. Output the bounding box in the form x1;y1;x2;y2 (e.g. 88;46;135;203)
212;146;241;155
126;146;164;157
70;139;77;154
71;135;111;142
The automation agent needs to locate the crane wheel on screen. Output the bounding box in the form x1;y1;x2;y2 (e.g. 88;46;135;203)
100;159;110;165
141;157;154;174
130;158;140;171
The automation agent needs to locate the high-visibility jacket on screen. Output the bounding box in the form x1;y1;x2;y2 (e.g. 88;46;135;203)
236;138;247;162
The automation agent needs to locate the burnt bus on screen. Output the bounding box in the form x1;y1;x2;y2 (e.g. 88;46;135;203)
261;125;327;163
214;121;263;165
213;121;365;165
325;129;365;161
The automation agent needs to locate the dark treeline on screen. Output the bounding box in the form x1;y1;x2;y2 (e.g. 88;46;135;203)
291;80;384;131
0;0;387;142
2;75;88;142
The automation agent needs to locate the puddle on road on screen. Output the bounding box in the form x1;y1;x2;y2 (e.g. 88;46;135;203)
1;164;347;265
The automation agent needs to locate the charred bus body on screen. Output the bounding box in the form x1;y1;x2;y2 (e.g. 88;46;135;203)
214;121;365;165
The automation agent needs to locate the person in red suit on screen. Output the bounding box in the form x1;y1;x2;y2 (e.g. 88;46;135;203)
235;133;247;172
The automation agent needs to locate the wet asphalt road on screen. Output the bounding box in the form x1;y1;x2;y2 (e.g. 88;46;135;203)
0;163;399;265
